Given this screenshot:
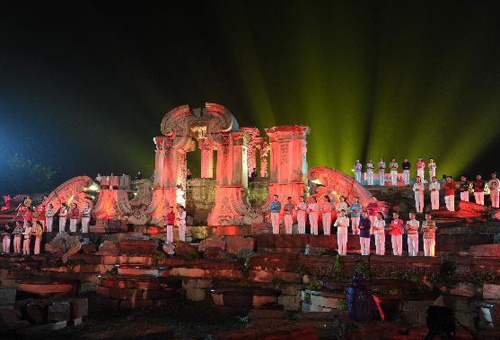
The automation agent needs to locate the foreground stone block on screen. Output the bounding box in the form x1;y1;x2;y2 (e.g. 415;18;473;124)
23;302;48;325
47;301;70;322
68;298;88;319
450;283;479;298
199;237;226;252
469;244;500;258
226;236;255;256
175;242;199;259
0;306;29;331
484;284;500;300
0;287;16;306
97;241;120;256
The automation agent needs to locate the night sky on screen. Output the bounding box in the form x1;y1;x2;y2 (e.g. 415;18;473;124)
1;1;500;187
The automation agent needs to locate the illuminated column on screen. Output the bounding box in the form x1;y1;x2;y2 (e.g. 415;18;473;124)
207;132;249;226
260;142;269;178
199;139;214;179
265;126;311;204
239;127;260;177
149;136;183;224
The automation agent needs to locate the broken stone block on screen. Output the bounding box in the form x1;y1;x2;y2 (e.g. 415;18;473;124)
175;242;199;260
69;298;88;319
469;244;500;258
24;302;47;325
44;233;81;255
484;284;500;300
199;237;226;252
62;242;83;264
226;236;255;257
97;241;120;256
0;306;30;331
450;283;478;298
45;238;66;255
0;287;16;306
162;242;176;255
81;243;97;254
202;247;227;259
47;301;70;322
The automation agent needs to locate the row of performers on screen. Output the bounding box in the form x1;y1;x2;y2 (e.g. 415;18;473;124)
1;221;43;255
270;196;436;257
17;202;92;233
353;157;438;185
412;173;500;213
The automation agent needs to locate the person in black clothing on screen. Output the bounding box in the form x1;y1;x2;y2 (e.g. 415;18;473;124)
250;167;258;181
134;171;143;180
402;158;411;185
459;176;470;202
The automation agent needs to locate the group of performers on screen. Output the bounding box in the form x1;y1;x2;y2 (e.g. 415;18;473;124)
269;195;437;257
412;173;500;212
162;205;187;243
1;197;92;255
354;157;437;186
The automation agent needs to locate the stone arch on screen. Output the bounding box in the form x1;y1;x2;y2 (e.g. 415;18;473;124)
160;102;239;151
307;166;374;207
42;176;94;210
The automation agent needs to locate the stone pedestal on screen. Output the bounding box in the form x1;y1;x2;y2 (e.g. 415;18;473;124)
148;187;177;225
93;189;131;220
208;132;249;226
149;136;192;223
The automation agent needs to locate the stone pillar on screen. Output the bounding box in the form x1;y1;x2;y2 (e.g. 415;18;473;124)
260;142;269;178
199;139;214;179
265;126;310;204
239;127;260;177
149;136;185;224
207;132;249;226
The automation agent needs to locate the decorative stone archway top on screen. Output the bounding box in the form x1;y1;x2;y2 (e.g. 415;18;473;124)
160;103;239;150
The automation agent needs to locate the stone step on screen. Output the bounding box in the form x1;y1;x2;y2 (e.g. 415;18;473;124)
117;264;164;277
15;279;76;296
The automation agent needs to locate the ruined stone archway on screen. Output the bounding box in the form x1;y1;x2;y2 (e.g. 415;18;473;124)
149;103;249;225
307;166;374;207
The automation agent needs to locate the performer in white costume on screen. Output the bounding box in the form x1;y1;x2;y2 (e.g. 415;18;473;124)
429;177;440;210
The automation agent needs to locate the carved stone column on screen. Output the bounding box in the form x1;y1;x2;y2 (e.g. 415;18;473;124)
149;136;184;224
239;127;260;176
207;132;249;226
265;126;311;204
260;142;269;178
199;139;214;179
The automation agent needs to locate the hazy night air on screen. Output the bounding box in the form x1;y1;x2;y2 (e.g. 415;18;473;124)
1;1;500;185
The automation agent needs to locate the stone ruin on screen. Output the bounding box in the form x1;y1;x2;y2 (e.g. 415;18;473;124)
39;102;375;230
4;103;500;339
